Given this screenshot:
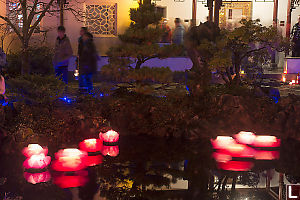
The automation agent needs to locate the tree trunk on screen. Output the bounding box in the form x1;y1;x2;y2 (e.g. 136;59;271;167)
21;42;30;74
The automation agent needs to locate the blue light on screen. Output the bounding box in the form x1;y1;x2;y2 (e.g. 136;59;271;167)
59;96;74;104
100;93;104;97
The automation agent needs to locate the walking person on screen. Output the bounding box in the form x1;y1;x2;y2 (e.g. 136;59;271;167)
53;26;73;84
78;32;98;93
291;16;300;57
172;18;185;45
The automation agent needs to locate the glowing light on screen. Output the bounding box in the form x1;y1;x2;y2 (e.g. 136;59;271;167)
101;145;119;157
217;161;253;171
24;171;51;184
234;131;256;145
253;136;280;148
220;143;254;158
23;154;51;169
212;152;232;163
211;136;236;150
99;130;119;143
254;150;280;160
85;155;103;167
241;70;245;75
282;74;286;82
22;144;48;157
53;171;88;188
52;149;87;172
284;61;288;74
79;139;103;153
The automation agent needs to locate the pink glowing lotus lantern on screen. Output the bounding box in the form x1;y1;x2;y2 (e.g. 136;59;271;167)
211;136;236;150
52;149;88;172
252;135;280;148
53;171;88;188
234;131;256;145
23;154;51;169
101;145;119;157
212;152;232;163
219;143;254;158
22;144;48;157
99;130;119;144
217;161;254;172
24;171;51;184
79;138;103;153
254;150;280;160
85;155;103;167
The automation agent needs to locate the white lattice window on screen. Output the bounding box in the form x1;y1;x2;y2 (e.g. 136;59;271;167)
85;4;117;36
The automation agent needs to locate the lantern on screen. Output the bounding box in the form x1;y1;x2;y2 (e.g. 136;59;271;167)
252;136;280;148
99;130;119;144
217;161;253;172
101;145;119;157
52;149;87;172
234;131;256;145
211;136;236;150
24;171;51;184
22;144;48;157
85;155;103;167
219;143;254;159
212;152;232;163
79;139;103;153
53;171;88;188
23;154;51;170
254;150;280;160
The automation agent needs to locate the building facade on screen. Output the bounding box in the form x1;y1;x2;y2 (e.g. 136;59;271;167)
0;0;299;55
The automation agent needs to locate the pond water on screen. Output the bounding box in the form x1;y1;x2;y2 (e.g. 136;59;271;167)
1;135;300;200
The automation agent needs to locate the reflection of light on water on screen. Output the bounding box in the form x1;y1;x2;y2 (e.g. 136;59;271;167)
53;171;88;188
85;155;103;167
101;145;119;157
24;171;51;184
217;161;254;172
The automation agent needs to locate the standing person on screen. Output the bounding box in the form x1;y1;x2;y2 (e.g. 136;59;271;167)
0;47;6;71
53;26;73;84
172;18;185;45
291;16;300;57
77;27;88;62
78;32;98;93
160;19;171;43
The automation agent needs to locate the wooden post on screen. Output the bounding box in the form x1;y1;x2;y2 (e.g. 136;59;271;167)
279;173;284;200
59;0;64;26
286;0;292;38
214;0;222;26
192;0;197;26
208;0;213;22
273;0;278;27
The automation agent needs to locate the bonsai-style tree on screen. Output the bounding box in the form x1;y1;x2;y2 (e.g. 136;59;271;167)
107;0;181;70
208;19;287;86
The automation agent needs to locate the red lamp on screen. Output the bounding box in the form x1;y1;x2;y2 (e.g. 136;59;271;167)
79;138;103;153
85;155;103;167
252;136;280;148
24;171;51;184
99;130;119;144
23;154;51;170
234;131;256;145
219;143;254;158
217;161;253;172
211;136;236;150
101;145;119;157
52;149;88;172
53;171;88;188
212;152;232;163
22;144;48;157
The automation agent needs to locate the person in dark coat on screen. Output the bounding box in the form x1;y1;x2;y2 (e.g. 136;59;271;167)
292;16;300;57
53;26;73;84
77;27;88;62
78;32;98;93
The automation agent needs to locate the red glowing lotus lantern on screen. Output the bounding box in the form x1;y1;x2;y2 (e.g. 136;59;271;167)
79;138;103;153
211;136;236;150
23;154;51;169
212;152;232;163
219;143;254;158
85;155;103;167
234;131;256;145
52;149;88;172
22;144;48;157
217;161;254;172
99;130;119;144
101;145;119;157
53;171;88;188
24;171;51;184
252;136;280;148
254;150;280;160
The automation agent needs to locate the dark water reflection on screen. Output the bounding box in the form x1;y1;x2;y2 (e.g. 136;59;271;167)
1;136;300;200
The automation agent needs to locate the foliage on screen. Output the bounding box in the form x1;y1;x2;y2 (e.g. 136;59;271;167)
5;45;54;77
6;74;65;105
